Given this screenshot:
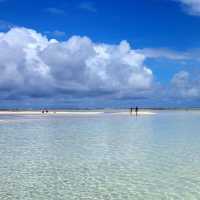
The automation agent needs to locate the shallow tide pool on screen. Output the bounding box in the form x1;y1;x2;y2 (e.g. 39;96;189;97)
0;111;200;199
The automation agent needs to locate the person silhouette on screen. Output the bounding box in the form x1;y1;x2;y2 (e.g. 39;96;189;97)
130;107;133;115
135;106;138;116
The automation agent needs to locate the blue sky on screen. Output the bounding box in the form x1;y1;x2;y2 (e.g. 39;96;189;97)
0;0;200;108
1;0;199;48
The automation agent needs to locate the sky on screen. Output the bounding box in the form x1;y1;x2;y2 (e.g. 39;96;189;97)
0;0;200;108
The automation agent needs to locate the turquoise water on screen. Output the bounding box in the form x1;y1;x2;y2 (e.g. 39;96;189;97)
1;111;200;199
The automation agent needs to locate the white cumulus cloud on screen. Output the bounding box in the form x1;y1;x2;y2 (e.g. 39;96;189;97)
0;27;154;101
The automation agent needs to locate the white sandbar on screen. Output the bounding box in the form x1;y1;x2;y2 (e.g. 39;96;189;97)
0;110;156;116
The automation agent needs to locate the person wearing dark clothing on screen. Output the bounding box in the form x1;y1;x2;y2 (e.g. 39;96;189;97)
135;106;138;116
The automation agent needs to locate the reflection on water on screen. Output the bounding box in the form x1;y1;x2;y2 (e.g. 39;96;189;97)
1;112;200;199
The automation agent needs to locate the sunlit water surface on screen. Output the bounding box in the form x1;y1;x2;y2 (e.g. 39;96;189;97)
1;111;200;199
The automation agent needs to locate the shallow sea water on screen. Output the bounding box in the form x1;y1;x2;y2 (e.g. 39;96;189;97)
1;111;200;199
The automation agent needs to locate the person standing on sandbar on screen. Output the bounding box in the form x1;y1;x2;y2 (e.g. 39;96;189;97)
130;107;133;115
135;106;138;116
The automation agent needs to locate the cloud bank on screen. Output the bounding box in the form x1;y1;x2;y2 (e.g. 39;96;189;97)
0;27;153;102
0;27;199;107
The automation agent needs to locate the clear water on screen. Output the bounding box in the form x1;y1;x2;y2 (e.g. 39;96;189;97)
1;111;200;200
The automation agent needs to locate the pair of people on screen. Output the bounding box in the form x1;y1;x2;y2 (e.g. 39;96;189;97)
130;107;138;116
42;109;48;114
